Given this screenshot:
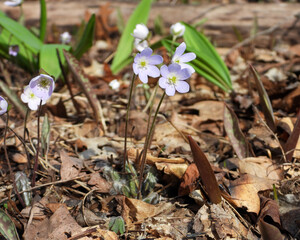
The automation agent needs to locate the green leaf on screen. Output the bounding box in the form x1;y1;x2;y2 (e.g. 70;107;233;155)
249;65;276;131
39;0;47;42
109;216;125;235
39;44;71;79
111;0;152;74
0;10;42;54
73;14;95;59
182;22;232;91
0;209;20;240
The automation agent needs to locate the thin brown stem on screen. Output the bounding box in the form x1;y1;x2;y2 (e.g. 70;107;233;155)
3;112;12;178
31;100;42;188
123;74;137;172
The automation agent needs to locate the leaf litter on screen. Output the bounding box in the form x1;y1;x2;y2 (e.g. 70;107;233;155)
0;1;300;240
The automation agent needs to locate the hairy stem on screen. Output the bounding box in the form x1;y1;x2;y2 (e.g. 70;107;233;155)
31;100;42;188
123;74;137;172
138;92;165;199
3;112;12;178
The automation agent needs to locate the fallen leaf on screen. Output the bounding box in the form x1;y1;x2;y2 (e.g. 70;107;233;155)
60;150;83;180
88;172;112;193
178;163;199;196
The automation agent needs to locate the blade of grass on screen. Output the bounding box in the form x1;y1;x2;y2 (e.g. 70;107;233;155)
188;135;221;204
249;64;276;131
39;0;47;42
73;14;95;59
224;103;250;160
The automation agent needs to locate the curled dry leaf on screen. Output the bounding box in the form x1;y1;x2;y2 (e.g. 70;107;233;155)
178;163;199;196
60;150;84;181
88;172;112;193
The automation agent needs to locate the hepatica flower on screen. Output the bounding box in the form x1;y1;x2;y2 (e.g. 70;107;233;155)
9;45;19;57
29;74;55;102
134;38;148;52
0;96;8;115
133;48;163;83
159;63;191;96
172;42;196;74
21;86;46;111
4;0;23;7
60;31;72;44
170;22;185;38
131;24;149;40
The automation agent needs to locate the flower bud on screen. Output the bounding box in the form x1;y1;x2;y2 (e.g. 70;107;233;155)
170;22;185;38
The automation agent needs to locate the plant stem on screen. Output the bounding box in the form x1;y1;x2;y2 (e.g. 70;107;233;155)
3;112;12;178
31;100;42;188
138;91;165;199
123;74;137;172
23;108;31;170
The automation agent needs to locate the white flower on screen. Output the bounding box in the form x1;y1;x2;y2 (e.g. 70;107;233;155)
131;24;149;40
172;42;196;74
9;45;19;57
134;38;148;52
4;0;22;7
29;74;55;101
0;96;8;116
170;22;185;38
159;63;191;96
60;32;72;44
21;86;46;111
133;48;163;84
109;79;120;91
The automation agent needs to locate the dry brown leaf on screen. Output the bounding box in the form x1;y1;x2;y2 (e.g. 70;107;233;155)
60;150;83;180
12;153;27;163
178;163;199;196
88;172;112;193
238;156;283;180
155;162;188;179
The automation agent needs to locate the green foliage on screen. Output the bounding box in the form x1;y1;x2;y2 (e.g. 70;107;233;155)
39;0;47;42
111;0;152;74
0;209;20;240
182;22;232;91
109;216;125;235
39;44;71;80
73;14;95;59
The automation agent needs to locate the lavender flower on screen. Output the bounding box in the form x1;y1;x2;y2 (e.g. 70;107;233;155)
133;48;163;83
4;0;22;7
159;63;191;96
0;96;8;115
170;22;185;38
9;45;19;57
60;32;72;44
29;74;54;102
21;86;46;111
131;24;149;40
172;42;196;74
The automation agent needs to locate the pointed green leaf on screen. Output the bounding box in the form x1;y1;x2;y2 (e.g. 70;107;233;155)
39;44;71;79
39;0;47;42
111;0;152;74
0;209;20;240
109;216;125;235
73;14;95;59
249;65;276;131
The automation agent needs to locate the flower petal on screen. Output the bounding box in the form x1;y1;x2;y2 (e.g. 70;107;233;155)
178;68;191;80
159;77;168;89
180;52;196;63
148;55;163;65
173;42;186;59
139;71;148;83
160;65;169;78
165;85;176;96
146;65;160;78
175;80;190;93
141;48;153;57
133;63;139;75
28;101;39;111
168;63;181;73
180;63;195;74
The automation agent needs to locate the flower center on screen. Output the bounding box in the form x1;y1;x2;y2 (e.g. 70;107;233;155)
168;75;178;85
38;78;51;89
138;57;148;69
29;93;36;99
